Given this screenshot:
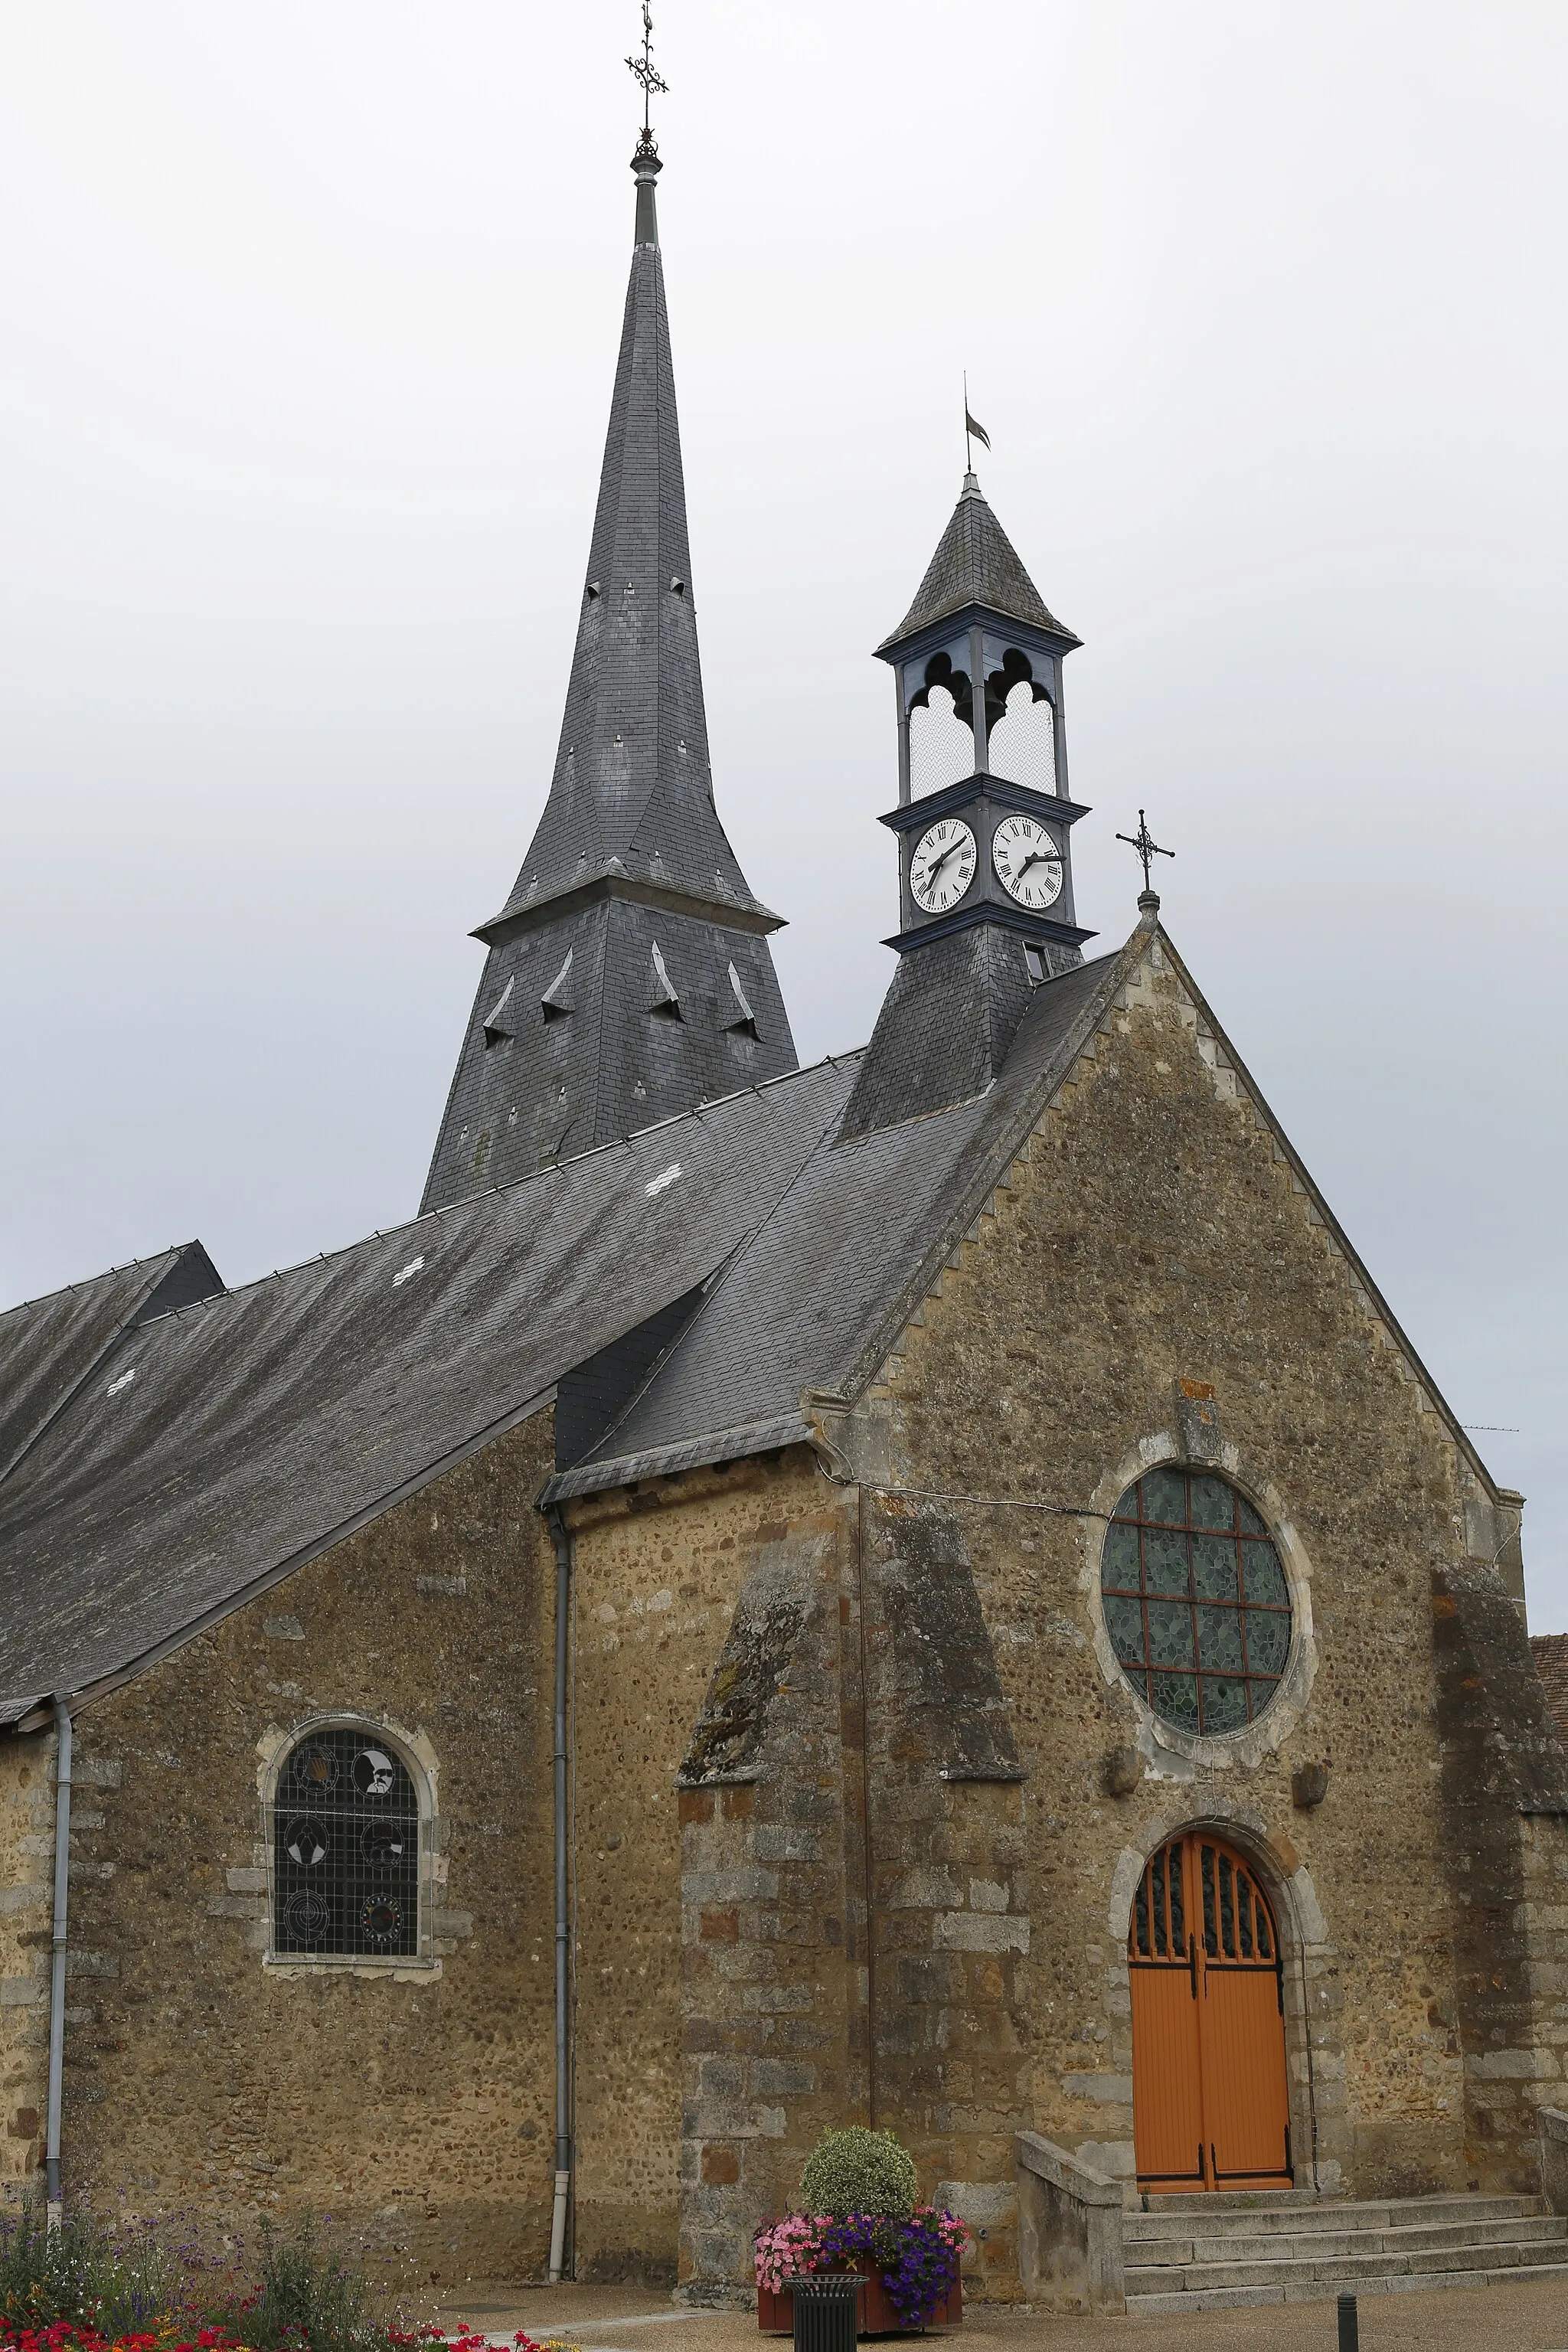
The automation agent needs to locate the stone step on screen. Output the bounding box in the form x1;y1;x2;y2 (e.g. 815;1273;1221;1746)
1124;2190;1540;2238
1125;2257;1568;2315
1126;2230;1568;2296
1127;2213;1567;2268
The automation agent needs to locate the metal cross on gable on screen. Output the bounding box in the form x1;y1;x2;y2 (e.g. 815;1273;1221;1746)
626;2;669;137
1116;808;1175;893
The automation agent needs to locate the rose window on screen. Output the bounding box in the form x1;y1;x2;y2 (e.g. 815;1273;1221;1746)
1100;1468;1292;1735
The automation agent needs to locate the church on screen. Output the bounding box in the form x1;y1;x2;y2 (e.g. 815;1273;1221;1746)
2;107;1566;2322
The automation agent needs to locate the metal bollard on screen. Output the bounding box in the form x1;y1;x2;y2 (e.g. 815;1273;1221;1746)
1337;2291;1359;2352
786;2272;864;2352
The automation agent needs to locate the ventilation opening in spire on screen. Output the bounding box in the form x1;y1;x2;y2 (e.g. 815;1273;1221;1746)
650;942;684;1022
542;948;575;1024
482;976;516;1048
725;961;759;1039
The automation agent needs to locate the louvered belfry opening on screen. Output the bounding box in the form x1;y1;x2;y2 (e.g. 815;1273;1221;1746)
1128;1831;1293;2193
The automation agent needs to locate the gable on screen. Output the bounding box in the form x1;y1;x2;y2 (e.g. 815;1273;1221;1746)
871;925;1508;1518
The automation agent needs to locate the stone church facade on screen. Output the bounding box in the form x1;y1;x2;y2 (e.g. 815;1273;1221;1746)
2;126;1565;2303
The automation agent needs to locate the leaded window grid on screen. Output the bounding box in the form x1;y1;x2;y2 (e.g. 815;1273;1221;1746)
1100;1468;1292;1736
270;1725;423;1962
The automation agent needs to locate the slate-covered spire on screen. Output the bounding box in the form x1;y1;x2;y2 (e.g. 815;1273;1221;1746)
422;136;797;1212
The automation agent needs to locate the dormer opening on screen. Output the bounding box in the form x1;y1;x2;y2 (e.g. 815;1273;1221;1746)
482;975;516;1049
650;942;684;1021
542;948;575;1024
725;961;760;1039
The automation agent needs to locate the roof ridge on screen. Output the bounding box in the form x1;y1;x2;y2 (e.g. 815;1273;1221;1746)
0;1243;189;1324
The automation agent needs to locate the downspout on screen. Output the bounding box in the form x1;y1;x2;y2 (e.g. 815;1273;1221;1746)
44;1699;72;2229
546;1508;573;2283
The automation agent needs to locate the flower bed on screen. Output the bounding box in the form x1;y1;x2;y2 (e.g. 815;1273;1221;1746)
0;2321;547;2352
754;2210;967;2334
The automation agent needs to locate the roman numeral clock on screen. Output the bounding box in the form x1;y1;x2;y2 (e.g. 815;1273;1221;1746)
875;472;1095;978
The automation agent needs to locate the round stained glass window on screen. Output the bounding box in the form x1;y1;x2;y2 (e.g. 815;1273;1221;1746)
1100;1468;1292;1736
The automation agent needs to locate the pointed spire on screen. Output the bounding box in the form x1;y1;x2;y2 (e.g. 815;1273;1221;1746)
420;135;797;1214
473;142;776;943
879;473;1080;652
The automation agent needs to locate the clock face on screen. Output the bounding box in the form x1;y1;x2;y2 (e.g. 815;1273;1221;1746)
909;817;977;914
991;813;1064;909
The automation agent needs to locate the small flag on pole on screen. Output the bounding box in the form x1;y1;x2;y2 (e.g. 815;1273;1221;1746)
965;407;991;452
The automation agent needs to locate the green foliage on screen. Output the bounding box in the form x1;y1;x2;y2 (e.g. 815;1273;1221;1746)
0;2201;182;2335
225;2217;384;2352
799;2128;918;2221
0;2203;410;2352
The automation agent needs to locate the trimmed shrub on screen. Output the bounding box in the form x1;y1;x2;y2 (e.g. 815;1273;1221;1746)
798;2128;917;2221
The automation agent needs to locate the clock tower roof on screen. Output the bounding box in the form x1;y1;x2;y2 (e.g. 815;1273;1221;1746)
877;472;1080;655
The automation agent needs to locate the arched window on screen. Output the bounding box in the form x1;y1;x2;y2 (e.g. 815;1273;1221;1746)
1100;1468;1293;1735
272;1725;422;1958
987;677;1056;790
907;653;977;797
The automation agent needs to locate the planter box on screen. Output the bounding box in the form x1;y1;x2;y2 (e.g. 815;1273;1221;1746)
758;2260;962;2335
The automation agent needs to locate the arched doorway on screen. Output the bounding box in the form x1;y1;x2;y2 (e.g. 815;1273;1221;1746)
1128;1832;1292;2192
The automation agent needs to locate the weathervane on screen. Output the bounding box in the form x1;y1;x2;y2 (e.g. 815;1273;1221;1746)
626;2;669;150
963;372;991;475
1115;809;1174;900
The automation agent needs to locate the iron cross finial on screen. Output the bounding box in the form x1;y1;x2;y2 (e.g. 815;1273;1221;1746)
626;3;669;139
1115;808;1175;894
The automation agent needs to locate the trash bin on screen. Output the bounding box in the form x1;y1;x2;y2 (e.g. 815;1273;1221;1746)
786;2271;864;2352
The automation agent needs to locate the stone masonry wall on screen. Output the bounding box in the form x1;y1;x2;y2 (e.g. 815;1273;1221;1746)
563;1454;857;2288
841;933;1555;2205
0;1726;55;2201
24;1410;558;2280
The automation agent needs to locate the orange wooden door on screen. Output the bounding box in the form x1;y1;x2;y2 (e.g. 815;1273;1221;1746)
1129;1834;1292;2193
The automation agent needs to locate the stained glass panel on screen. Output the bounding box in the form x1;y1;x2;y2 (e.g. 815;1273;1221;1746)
1104;1593;1145;1663
1189;1474;1235;1531
1191;1533;1238;1602
1101;1521;1142;1584
1144;1527;1189;1596
1142;1468;1187;1523
1148;1600;1196;1669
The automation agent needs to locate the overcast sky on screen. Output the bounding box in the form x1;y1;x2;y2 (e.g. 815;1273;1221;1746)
2;4;1565;1628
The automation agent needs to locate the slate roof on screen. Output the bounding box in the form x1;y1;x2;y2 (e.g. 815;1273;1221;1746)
0;1061;852;1722
546;948;1129;1498
879;475;1080;652
2;916;1521;1726
0;1243;221;1488
1534;1633;1568;1747
421;157;797;1211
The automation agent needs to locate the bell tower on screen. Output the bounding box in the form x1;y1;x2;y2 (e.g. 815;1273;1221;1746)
837;470;1096;1141
877;469;1093;970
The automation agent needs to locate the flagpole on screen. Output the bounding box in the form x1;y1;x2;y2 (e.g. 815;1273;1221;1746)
963;371;972;472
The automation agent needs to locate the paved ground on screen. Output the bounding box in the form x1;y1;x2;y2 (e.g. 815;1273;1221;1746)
417;2278;1568;2352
